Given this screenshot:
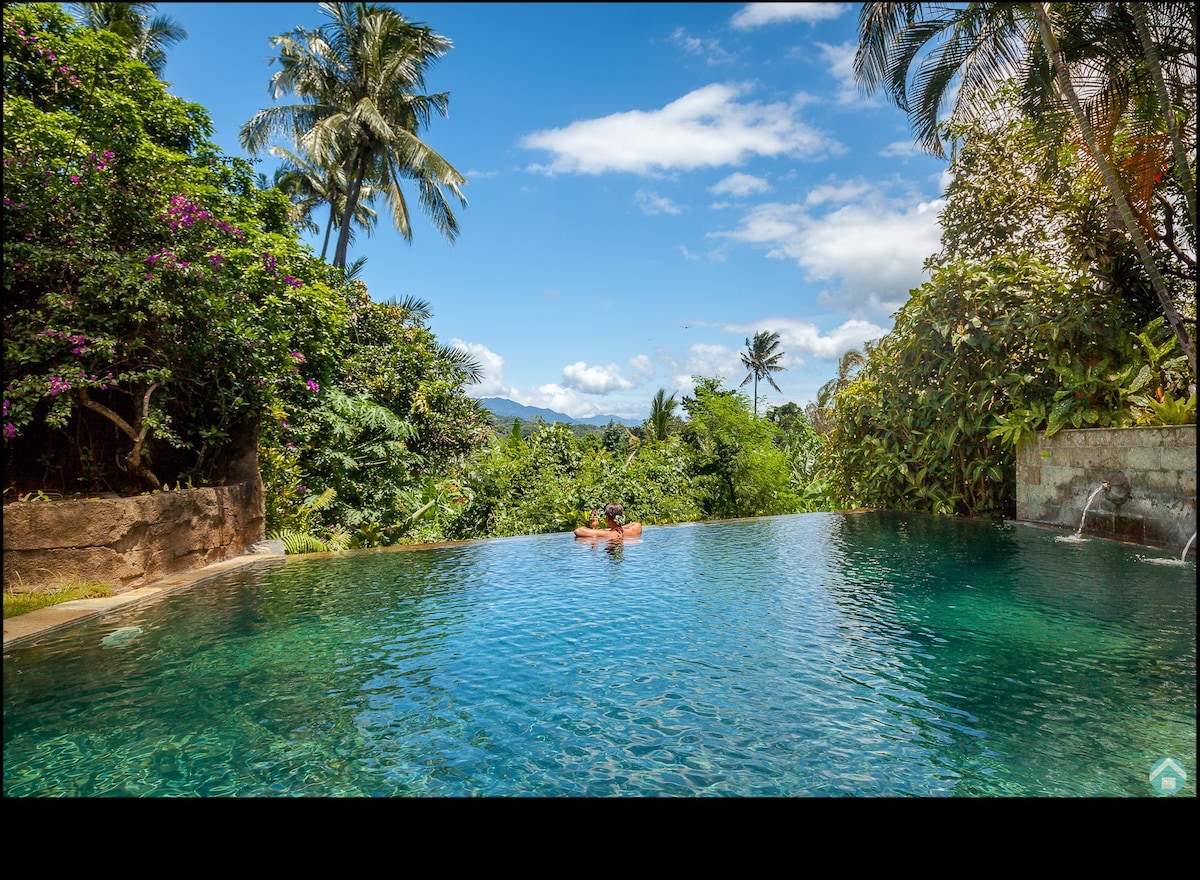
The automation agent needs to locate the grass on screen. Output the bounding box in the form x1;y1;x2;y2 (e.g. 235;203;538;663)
4;580;115;618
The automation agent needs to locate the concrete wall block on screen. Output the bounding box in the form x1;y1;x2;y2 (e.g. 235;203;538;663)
1017;425;1195;550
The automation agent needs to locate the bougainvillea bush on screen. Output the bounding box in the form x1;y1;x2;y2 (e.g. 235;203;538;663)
3;3;346;495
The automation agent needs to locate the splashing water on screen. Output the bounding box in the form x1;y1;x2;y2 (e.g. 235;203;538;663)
1184;532;1197;563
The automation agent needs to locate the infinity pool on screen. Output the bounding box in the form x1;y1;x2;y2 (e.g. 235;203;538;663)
4;511;1195;797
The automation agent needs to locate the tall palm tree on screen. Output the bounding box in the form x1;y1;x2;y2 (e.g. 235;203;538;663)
240;2;467;269
739;331;786;418
853;2;1196;374
647;388;678;442
71;2;187;78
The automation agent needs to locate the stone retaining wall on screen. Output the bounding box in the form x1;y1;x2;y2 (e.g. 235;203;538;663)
1016;425;1196;552
3;482;265;594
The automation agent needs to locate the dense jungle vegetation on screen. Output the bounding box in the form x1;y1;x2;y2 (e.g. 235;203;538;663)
3;3;1195;554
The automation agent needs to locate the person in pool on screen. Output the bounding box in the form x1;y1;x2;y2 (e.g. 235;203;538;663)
574;503;642;539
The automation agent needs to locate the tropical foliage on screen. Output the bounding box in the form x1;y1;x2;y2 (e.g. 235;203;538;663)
70;1;186;78
5;2;1193;561
4;3;344;494
854;1;1197;373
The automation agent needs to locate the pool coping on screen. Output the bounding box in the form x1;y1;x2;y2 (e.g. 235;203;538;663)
3;552;286;650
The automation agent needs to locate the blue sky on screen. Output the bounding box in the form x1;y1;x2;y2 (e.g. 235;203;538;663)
130;2;950;421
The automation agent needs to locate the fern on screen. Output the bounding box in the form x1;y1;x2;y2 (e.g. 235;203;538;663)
272;528;333;555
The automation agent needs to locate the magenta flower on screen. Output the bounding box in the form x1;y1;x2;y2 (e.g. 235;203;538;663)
3;424;15;440
306;379;320;393
290;351;307;363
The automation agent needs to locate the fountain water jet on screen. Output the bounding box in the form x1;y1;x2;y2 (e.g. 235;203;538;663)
1073;484;1105;539
1183;532;1197;562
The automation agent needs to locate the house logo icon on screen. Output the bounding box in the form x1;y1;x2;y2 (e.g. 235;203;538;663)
1149;757;1187;795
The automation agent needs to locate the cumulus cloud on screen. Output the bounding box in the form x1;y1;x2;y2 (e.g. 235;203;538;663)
684;342;742;382
629;354;655;377
804;178;874;206
716;317;888;362
731;2;851;30
520;383;643;420
712;181;944;318
562;361;636;394
454;339;513;398
711;172;772;197
520;83;842;175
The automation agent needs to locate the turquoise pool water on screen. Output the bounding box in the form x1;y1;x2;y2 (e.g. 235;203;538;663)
4;511;1195;797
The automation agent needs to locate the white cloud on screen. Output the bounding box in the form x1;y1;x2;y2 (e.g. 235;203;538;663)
814;41;878;106
562;361;636;394
454;339;513;398
716;317;888;362
520;83;842;175
684;342;741;382
521;384;642;420
629;354;655;377
731;3;851;30
635;189;683;215
711;172;772;196
712;182;945;318
669;27;735;65
880;140;923;159
805;178;874;206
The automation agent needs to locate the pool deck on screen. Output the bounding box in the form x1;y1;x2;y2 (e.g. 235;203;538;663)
3;552;286;650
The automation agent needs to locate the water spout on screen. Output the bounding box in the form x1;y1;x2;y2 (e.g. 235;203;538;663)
1102;470;1131;506
1183;532;1197;563
1074;485;1104;539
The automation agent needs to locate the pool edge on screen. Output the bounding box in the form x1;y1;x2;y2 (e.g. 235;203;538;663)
3;553;285;650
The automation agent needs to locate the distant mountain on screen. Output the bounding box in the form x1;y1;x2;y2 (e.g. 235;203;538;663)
477;397;637;427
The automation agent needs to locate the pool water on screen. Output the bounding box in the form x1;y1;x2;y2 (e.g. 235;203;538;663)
4;511;1195;797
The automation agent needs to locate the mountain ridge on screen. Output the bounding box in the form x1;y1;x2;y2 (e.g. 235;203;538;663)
477;397;639;427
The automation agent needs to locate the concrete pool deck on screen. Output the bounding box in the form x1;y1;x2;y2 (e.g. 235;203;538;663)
3;551;286;650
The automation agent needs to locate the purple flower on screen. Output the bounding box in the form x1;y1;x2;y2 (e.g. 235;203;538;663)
306;379;320;393
47;376;71;397
208;253;225;270
290;351;307;363
3;423;15;440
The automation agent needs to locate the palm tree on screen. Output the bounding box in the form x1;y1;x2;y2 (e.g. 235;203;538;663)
816;348;866;410
240;2;467;269
739;331;786;418
853;2;1196;374
271;144;378;261
647;388;678;442
71;2;187;78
